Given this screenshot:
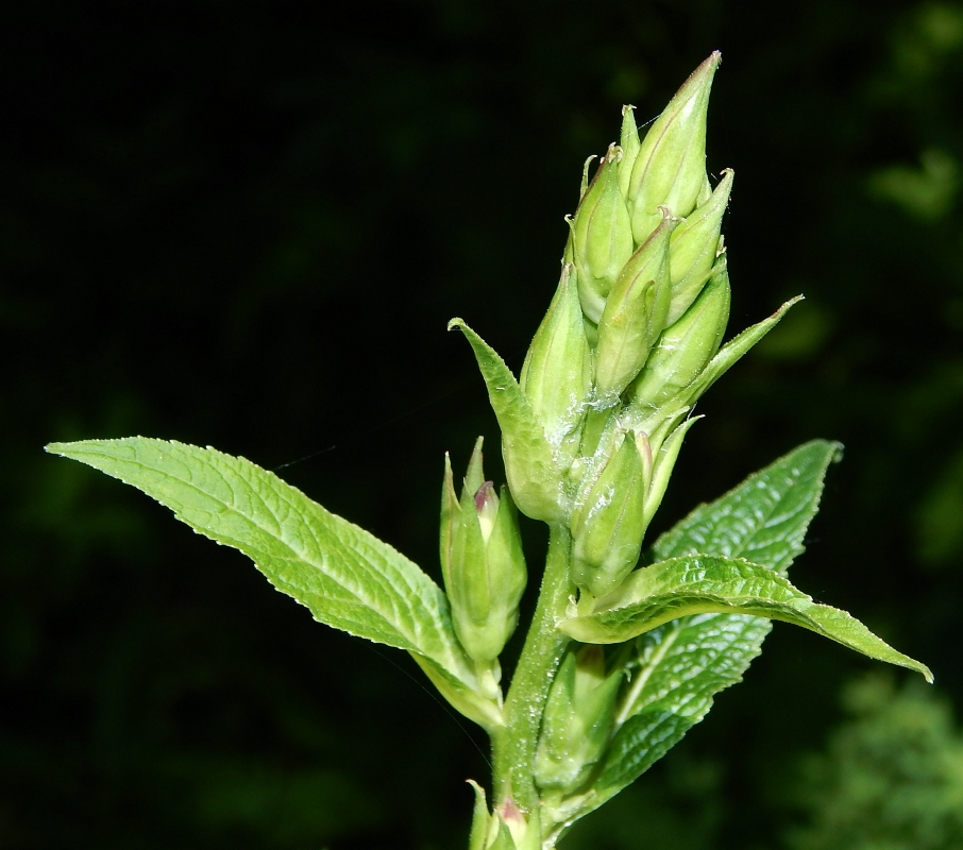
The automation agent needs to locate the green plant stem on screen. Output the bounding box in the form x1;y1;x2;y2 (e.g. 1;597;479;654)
492;523;576;812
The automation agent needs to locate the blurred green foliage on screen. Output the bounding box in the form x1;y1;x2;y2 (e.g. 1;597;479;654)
787;674;963;850
3;0;963;847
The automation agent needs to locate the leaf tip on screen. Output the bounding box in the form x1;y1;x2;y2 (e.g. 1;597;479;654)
448;317;466;333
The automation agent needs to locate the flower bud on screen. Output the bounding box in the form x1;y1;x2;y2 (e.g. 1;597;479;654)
667;168;732;324
440;440;527;662
570;432;648;598
625;52;721;245
568;146;635;324
628;266;731;414
519;264;592;463
594;213;678;405
534;645;623;793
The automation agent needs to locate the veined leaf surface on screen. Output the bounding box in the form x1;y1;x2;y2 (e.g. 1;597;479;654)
548;442;862;829
45;438;483;705
562;554;933;685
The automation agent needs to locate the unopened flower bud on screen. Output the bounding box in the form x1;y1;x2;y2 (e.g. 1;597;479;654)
568;146;635;324
440;440;527;662
570;432;648;598
534;645;623;792
667;168;732;324
625;52;721;245
628;266;731;413
519;264;592;463
594;213;678;404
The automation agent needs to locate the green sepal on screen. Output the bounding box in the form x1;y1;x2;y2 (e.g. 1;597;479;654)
569;146;635;324
641;415;700;528
571;432;648;598
683;294;802;401
626;52;721;245
667;168;732;324
487;818;516;850
628;266;730;414
519;264;592;460
638;294;802;433
577;154;595;203
464;434;486;497
468;780;492;850
412;654;504;732
448;318;566;523
559;555;933;682
594;214;677;404
629;267;730;414
617;104;641;199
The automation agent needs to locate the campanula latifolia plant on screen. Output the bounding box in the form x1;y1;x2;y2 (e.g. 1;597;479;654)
47;53;931;849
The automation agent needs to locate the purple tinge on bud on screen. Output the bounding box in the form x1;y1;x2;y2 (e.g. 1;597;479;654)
474;481;498;538
625;52;721;246
439;441;528;662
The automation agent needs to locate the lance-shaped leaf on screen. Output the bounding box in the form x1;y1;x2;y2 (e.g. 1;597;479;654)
684;294;803;401
448;318;566;523
560;555;933;682
636;294;802;434
545;441;847;829
654;438;842;572
45;438;499;726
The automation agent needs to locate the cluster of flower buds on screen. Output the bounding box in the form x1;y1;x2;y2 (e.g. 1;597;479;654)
450;50;797;634
526;52;734;599
440;437;527;665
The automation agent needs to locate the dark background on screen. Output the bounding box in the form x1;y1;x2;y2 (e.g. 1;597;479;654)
4;1;963;847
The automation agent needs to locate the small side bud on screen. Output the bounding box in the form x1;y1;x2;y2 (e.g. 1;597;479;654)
594;213;678;404
667;168;733;324
626;52;721;245
628;266;731;413
570;433;647;598
519;264;593;461
569;146;635;324
534;645;623;793
440;441;527;662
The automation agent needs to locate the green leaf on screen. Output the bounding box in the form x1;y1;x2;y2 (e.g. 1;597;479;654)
654;439;842;573
447;318;565;523
45;438;493;721
547;441;846;827
560;555;932;683
685;294;804;403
